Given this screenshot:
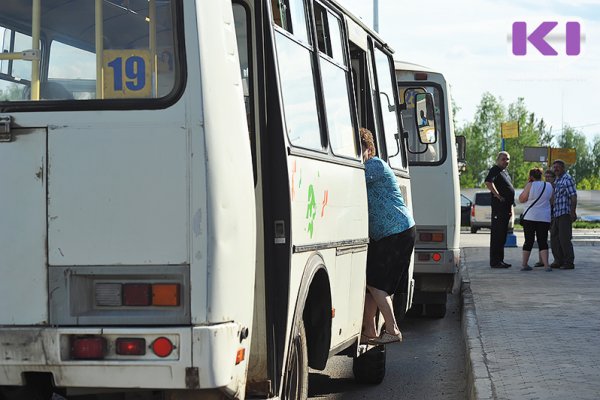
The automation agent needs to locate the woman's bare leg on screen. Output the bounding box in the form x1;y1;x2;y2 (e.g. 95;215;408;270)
366;285;400;335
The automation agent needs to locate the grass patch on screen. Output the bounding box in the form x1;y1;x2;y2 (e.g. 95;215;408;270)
513;221;600;230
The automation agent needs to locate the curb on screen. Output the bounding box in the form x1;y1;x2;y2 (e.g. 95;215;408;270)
460;255;495;400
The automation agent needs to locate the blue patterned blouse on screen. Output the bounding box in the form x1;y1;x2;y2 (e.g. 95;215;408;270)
364;157;415;241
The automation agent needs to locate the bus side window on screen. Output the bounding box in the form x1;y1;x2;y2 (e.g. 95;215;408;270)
271;0;309;45
373;47;405;170
314;3;357;158
274;0;322;151
350;43;376;154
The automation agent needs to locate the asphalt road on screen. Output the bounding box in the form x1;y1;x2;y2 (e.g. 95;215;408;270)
308;291;466;400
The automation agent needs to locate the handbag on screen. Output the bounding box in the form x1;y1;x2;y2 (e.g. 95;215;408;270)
520;182;546;222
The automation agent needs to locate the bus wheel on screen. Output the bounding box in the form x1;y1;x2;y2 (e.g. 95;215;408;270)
282;319;308;400
425;303;447;318
470;226;478;234
353;345;386;384
406;303;423;317
392;292;408;321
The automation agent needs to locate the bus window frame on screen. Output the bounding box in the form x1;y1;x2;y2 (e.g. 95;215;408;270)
272;0;362;163
233;0;257;185
0;1;186;114
314;0;360;161
399;81;448;167
370;41;408;172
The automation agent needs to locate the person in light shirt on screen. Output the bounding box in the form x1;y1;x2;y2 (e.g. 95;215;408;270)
518;168;554;271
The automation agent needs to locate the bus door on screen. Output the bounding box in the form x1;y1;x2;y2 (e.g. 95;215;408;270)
0;19;49;325
0;119;47;325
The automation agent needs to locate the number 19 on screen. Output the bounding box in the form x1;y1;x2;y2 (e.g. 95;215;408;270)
107;56;146;91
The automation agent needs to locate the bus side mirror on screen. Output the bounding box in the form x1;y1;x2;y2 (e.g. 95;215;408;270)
456;135;467;173
414;92;437;145
456;135;466;163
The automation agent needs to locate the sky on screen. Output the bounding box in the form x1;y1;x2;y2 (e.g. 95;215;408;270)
339;0;600;145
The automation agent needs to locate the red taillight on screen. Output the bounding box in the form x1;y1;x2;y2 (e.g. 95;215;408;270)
420;232;432;242
71;337;106;360
116;338;146;356
417;253;430;261
123;283;152;306
151;337;174;358
471;205;475;217
432;253;442;262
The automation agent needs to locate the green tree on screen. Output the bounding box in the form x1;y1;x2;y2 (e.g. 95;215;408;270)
458;92;505;188
504;98;547;188
591;135;600;179
556;126;592;185
537;118;553;147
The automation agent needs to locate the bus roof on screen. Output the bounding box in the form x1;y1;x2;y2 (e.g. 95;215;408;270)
394;60;439;75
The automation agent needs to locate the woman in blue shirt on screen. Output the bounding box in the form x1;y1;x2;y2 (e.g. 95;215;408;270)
360;128;416;345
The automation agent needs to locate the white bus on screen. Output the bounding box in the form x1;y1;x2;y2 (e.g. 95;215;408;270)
394;61;462;318
0;1;412;398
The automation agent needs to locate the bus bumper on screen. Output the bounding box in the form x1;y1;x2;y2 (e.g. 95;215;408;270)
0;323;245;392
413;248;460;292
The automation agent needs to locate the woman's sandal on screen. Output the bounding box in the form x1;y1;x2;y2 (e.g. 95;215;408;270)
370;331;403;345
360;334;378;344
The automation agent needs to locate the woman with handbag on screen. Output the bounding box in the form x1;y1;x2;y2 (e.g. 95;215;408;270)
518;168;554;271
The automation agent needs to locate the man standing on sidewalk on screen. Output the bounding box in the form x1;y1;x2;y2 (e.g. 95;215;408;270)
550;159;577;269
485;151;515;268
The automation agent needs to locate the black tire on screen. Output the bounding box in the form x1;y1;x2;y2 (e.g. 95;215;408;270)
282;319;308;400
353;345;386;384
406;303;423;317
470;226;478;234
0;387;44;400
425;303;447;318
392;292;408;321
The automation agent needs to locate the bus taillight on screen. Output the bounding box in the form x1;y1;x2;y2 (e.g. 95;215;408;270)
151;337;174;358
71;336;106;360
95;283;181;307
116;338;146;356
152;284;180;306
123;284;152;306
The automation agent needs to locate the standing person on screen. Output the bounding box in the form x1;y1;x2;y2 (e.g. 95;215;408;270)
484;151;515;268
518;168;553;271
359;128;416;345
550;159;577;269
534;169;556;268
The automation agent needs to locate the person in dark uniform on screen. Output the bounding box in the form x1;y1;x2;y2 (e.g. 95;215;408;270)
484;151;515;268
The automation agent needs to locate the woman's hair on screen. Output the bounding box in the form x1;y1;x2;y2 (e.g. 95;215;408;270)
544;169;556;178
529;167;543;181
359;128;376;156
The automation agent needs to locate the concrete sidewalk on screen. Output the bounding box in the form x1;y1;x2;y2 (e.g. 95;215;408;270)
462;236;600;399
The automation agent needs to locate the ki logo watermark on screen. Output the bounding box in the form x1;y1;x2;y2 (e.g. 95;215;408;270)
511;20;584;56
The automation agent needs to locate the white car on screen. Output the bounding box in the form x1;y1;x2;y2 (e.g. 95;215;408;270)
470;191;515;233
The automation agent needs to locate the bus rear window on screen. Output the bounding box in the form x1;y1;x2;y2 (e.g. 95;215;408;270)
0;0;180;105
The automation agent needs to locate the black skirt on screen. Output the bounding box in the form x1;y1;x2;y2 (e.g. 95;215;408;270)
366;226;416;295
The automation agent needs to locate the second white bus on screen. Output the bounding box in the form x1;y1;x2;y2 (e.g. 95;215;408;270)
394;61;462;318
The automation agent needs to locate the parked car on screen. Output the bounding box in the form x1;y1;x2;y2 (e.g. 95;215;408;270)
470;191;514;233
460;194;472;226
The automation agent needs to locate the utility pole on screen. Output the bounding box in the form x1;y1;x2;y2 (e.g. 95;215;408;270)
373;0;379;32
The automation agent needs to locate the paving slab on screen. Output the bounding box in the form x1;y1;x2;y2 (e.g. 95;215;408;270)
461;234;600;400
